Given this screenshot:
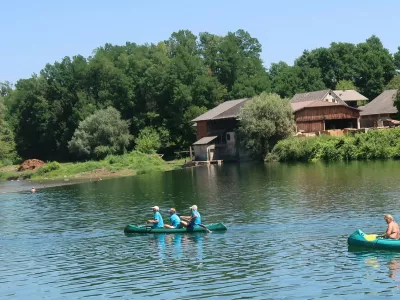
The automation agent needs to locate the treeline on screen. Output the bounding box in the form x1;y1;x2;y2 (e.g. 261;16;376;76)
0;30;400;164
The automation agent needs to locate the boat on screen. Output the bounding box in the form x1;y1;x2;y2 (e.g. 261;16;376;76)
124;222;227;234
348;229;400;251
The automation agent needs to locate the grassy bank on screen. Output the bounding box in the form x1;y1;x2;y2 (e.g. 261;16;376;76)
268;128;400;162
0;151;183;181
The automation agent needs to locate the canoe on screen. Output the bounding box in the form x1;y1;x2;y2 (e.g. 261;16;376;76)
348;229;400;251
124;222;227;234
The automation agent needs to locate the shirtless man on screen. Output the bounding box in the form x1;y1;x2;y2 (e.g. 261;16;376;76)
382;214;399;239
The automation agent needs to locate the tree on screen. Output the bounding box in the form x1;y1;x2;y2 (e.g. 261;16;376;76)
386;75;400;89
270;62;326;98
68;107;133;159
135;127;161;154
394;46;400;72
295;36;396;99
239;92;295;159
0;96;17;165
335;80;359;91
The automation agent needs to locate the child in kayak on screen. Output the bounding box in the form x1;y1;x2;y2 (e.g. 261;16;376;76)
382;214;399;239
147;206;164;228
164;208;181;229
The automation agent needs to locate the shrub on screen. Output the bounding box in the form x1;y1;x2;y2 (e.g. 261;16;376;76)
239;92;295;160
135;127;161;154
68;107;133;160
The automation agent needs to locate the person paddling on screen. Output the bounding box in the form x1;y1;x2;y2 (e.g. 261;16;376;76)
382;214;399;239
147;206;164;228
180;205;201;228
164;208;181;229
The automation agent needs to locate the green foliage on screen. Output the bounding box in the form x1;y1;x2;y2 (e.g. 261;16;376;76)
239;93;295;159
270;128;400;162
135;127;161;154
335;80;358;91
295;36;396;99
269;62;326;98
386;75;400;89
35;161;61;175
68;107;133;160
0;94;17;166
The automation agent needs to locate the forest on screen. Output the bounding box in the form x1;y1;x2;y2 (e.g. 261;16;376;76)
1;29;400;165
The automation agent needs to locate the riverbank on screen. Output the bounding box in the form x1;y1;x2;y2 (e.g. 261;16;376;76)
0;151;185;183
268;127;400;162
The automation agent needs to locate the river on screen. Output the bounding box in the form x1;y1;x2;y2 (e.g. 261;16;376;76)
1;161;400;299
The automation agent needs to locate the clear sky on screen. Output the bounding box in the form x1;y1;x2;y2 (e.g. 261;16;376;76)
1;0;399;83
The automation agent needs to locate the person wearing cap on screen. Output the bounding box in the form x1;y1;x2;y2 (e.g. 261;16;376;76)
180;205;201;228
31;187;36;193
164;208;181;229
147;206;164;228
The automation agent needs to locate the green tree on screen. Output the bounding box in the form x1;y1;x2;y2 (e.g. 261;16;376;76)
238;92;295;159
295;36;395;99
386;75;400;89
0;95;17;165
135;127;161;154
270;62;326;98
335;80;359;91
394;46;400;72
68;107;133;159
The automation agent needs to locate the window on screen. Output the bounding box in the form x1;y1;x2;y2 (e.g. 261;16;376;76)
226;133;231;141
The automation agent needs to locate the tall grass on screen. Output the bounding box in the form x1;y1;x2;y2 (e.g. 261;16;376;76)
269;128;400;162
0;151;180;181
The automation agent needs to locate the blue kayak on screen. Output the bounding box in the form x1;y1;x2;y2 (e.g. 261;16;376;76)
348;229;400;251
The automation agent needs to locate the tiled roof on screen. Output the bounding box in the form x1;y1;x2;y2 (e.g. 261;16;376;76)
191;98;251;122
333;90;368;102
291;100;360;112
193;136;218;145
290;90;330;103
360;90;398;116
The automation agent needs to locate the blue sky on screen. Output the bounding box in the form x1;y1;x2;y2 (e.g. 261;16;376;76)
1;0;399;83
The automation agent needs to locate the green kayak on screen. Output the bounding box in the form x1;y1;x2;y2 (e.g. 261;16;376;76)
124;222;227;234
348;229;400;251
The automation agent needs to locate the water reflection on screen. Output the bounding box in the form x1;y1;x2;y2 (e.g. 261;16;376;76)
349;248;400;279
146;233;205;261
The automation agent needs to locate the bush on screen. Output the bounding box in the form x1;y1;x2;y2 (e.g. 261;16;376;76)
35;161;61;175
68;107;133;160
135;127;161;154
239;92;295;160
269;128;400;162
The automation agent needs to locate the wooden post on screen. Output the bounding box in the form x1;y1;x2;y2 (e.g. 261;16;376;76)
189;146;193;161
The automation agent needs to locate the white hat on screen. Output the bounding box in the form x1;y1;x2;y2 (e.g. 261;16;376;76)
189;205;198;210
151;206;160;211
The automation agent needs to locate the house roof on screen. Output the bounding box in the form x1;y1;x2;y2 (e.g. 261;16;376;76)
291;100;360;112
360;90;398;116
333;90;368;102
290;90;330;103
193;136;218;145
192;98;251;122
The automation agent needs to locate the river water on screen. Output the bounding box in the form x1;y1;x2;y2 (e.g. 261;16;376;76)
1;161;400;299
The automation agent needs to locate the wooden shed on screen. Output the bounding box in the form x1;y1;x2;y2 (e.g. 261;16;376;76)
360;89;398;127
291;90;361;133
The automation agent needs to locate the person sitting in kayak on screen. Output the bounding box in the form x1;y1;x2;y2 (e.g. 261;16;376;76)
382;214;399;239
147;206;164;228
164;208;181;229
180;205;201;228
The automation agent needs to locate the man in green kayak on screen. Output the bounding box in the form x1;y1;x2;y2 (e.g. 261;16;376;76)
164;208;181;229
180;205;201;228
382;214;400;239
147;206;164;228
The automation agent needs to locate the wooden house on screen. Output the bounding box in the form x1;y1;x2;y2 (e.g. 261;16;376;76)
291;90;361;133
360;90;398;127
191;98;251;161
